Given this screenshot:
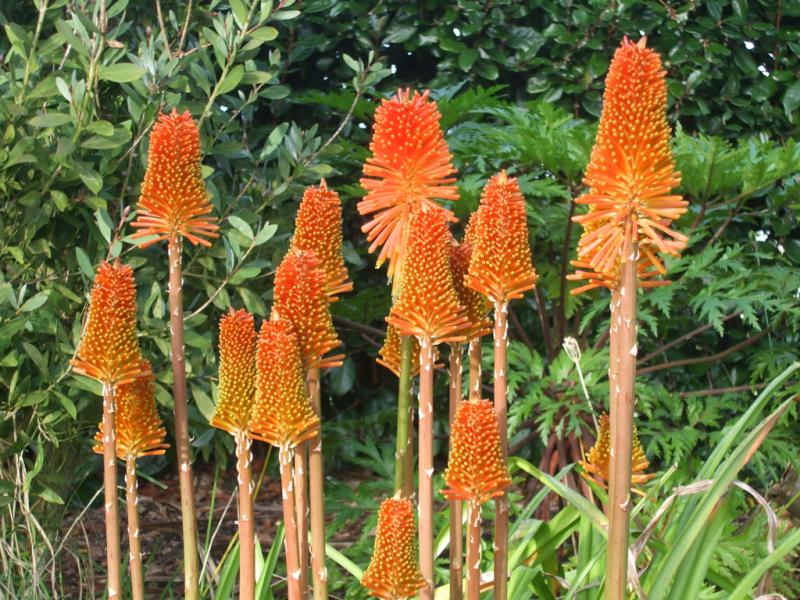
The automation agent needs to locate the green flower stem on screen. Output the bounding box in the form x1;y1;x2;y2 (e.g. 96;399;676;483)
394;335;414;496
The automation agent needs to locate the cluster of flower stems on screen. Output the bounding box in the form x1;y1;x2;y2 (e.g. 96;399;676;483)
71;35;685;600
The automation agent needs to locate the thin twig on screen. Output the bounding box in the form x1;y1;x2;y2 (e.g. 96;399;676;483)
638;311;741;365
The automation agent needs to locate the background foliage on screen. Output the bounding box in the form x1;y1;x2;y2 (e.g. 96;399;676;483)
1;0;799;596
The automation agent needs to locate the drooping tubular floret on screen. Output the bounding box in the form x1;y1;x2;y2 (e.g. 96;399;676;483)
290;180;352;300
93;359;168;459
359;89;459;280
131;109;218;247
209;308;257;435
386;207;469;344
249;320;320;448
361;497;426;599
377;324;421;377
72;261;144;386
273;249;342;369
466;171;538;304
443;399;512;505
569;37;687;294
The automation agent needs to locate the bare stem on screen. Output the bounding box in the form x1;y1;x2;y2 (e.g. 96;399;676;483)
606;253;638;600
167;238;200;600
394;336;414;497
493;302;509;599
102;384;121;600
236;432;255;600
449;344;464;600
468;338;482;401
419;338;435;599
307;367;328;599
125;458;144;600
466;501;482;600
293;443;309;597
279;446;302;600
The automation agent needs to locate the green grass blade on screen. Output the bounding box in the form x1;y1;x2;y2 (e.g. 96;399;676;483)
325;542;364;580
256;524;284;599
728;527;800;600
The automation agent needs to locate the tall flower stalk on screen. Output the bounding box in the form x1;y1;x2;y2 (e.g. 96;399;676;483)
209;309;257;600
274;243;344;599
94;359;168;600
73;260;146;600
448;236;490;595
131;109;218;600
250;320;321;600
443;399;511;600
568;37;687;600
388;207;468;598
466;172;537;598
288;181;351;599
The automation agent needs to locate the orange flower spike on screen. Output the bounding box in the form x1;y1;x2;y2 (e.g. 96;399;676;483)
209;309;257;435
359;89;459;278
579;413;655;488
72;261;144;386
273;250;342;369
361;497;426;600
387;207;469;344
377;324;421;377
290;180;352;300
443;399;512;505
94;360;168;459
131;109;218;247
571;37;687;292
249;320;320;448
450;236;491;340
466;172;538;304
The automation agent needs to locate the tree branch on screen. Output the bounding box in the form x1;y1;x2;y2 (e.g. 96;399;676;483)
638;311;742;365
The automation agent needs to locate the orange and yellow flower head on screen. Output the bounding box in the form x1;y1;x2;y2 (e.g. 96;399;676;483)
443;399;512;505
466;171;537;304
386;207;468;344
73;261;144;386
249;320;320;448
290;180;352;301
569;37;687;294
132;109;218;247
273;249;342;369
94;359;168;459
450;235;491;340
361;497;426;600
359;89;459;280
210;308;257;435
377;324;421;377
579;413;654;489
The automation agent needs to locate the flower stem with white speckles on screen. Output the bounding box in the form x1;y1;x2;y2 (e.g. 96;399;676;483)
606;251;638;600
125;457;144;600
467;501;481;600
236;432;255;600
167;238;199;600
280;446;302;600
449;344;464;600
492;302;509;599
307;367;329;600
418;338;435;600
102;384;121;600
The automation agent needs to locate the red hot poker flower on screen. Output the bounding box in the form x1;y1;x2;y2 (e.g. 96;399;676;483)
579;413;655;490
443;399;512;505
359;89;459;279
361;497;426;600
387;207;469;344
273;249;342;369
377;324;421;378
249;320;320;448
570;37;687;293
290;180;352;301
466;171;538;304
210;309;257;435
72;261;144;386
131;109;218;247
93;359;168;459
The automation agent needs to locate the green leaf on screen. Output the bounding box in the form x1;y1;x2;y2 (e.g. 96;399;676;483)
76;247;95;279
230;0;249;29
19;291;50;312
325;542;363;579
727;527;800;600
782;80;800;117
228;215;254;239
218;65;244;95
254;222;277;246
249;26;278;42
36;485;65;505
28;113;73;128
99;63;146;83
